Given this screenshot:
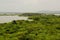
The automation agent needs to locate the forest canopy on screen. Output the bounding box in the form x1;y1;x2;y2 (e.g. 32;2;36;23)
0;13;60;40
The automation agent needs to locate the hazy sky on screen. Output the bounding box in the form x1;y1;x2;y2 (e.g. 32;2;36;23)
0;0;60;12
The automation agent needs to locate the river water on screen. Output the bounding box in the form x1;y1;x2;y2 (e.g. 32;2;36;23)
0;16;28;23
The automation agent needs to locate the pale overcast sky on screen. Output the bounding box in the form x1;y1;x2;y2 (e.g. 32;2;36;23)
0;0;60;12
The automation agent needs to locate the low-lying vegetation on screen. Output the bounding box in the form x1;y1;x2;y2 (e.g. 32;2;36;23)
0;13;60;40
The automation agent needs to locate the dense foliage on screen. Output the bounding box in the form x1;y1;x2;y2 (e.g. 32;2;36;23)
0;14;60;40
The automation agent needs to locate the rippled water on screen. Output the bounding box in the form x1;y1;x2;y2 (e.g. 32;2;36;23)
0;16;28;23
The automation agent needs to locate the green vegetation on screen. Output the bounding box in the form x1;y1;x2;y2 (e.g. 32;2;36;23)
0;13;60;40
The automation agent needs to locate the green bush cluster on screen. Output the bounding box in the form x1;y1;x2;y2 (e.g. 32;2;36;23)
0;14;60;40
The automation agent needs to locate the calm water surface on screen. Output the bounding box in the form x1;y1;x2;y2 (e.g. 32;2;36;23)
0;16;28;23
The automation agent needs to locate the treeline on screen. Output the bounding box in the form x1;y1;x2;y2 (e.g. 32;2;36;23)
20;13;55;16
0;14;60;40
20;13;44;16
